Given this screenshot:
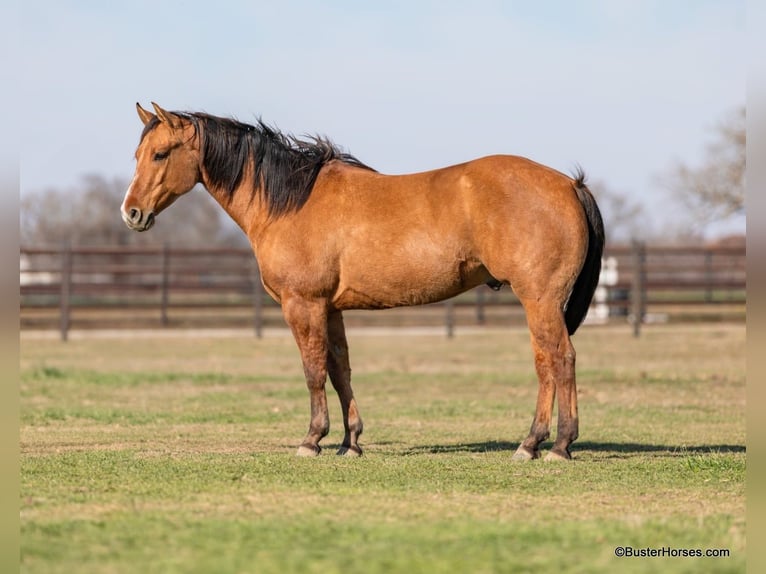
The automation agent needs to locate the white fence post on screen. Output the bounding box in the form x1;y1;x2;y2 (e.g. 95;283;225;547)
586;256;618;324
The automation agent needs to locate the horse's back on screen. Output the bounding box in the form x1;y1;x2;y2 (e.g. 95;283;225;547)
319;154;579;218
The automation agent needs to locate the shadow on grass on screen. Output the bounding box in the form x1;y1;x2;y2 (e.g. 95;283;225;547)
403;440;746;457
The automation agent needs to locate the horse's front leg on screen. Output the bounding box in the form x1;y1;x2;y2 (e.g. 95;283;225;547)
282;295;330;456
327;310;363;456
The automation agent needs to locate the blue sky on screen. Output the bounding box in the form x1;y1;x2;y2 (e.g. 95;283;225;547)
19;0;745;237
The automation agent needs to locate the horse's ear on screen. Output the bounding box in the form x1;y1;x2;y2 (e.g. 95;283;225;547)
136;102;155;126
151;102;182;129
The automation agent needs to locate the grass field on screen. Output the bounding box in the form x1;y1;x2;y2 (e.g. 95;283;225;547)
20;323;746;573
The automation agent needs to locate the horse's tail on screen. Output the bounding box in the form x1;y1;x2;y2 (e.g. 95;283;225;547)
565;169;605;336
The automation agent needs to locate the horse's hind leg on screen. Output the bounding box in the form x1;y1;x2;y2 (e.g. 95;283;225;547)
327;311;364;456
513;298;578;461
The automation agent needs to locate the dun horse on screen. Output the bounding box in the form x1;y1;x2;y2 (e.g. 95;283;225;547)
121;103;604;461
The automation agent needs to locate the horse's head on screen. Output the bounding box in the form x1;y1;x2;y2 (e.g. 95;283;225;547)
121;102;201;232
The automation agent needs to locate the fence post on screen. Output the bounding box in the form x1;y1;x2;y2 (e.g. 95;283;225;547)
704;249;713;303
160;243;170;326
475;288;486;325
251;258;263;339
630;240;646;337
59;241;72;342
445;299;455;338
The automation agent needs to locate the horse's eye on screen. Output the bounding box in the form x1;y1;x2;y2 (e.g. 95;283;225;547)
153;151;170;161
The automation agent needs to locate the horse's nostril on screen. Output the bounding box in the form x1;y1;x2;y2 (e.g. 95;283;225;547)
129;208;140;222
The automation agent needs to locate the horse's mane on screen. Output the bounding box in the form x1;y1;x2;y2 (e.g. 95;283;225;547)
142;112;374;217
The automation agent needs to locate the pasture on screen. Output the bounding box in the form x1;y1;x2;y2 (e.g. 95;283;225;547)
20;323;745;573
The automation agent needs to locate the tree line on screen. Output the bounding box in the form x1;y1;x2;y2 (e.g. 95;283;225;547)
20;176;248;248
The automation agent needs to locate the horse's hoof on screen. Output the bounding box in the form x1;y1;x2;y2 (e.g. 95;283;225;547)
544;449;571;462
296;444;321;457
336;445;363;457
511;446;539;461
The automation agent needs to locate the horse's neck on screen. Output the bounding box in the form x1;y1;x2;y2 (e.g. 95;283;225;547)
204;182;269;246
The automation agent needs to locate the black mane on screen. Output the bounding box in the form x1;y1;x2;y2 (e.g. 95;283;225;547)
143;112;374;217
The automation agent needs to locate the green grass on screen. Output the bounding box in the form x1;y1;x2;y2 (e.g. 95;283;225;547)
20;324;746;573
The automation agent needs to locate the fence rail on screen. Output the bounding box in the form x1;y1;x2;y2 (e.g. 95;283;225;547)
20;243;746;340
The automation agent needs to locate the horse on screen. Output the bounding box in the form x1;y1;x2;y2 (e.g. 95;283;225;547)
121;102;605;461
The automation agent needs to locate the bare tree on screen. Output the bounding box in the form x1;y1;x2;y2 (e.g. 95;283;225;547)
660;107;745;232
21;187;74;246
588;180;647;243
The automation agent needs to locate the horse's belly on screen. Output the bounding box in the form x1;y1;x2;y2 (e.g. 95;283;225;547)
332;258;492;310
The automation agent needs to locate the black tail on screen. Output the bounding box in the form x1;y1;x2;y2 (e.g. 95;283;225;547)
565;170;605;335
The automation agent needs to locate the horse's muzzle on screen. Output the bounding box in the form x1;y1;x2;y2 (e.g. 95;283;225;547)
121;206;155;232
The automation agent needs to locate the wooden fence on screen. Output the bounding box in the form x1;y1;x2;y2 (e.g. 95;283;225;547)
20;243;746;340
